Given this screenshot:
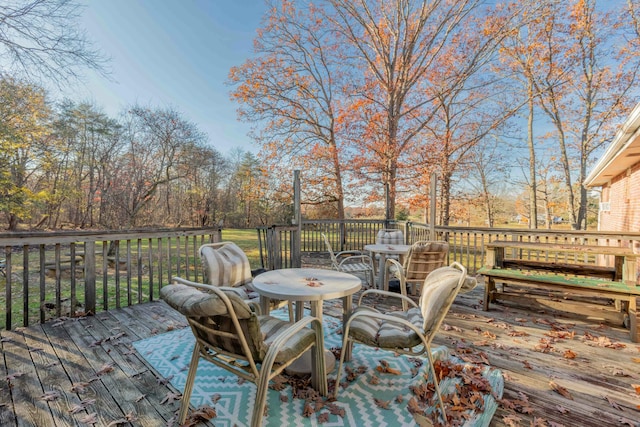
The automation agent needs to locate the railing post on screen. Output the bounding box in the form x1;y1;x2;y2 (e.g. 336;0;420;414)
293;170;302;268
430;173;437;241
404;222;410;244
84;241;96;315
23;245;29;327
4;247;11;329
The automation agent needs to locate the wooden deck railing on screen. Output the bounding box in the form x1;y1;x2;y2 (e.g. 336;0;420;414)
298;219;640;278
0;228;221;330
3;221;640;330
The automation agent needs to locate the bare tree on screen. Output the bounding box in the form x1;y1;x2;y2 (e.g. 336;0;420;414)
0;0;108;86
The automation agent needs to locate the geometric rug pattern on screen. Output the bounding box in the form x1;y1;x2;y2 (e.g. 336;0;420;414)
133;309;502;427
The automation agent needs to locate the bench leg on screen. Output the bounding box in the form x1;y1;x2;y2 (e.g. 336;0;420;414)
483;277;495;311
630;296;639;343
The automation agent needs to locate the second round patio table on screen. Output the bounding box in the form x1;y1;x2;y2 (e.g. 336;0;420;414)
252;267;362;394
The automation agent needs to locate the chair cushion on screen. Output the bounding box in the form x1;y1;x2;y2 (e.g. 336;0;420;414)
200;243;253;288
161;283;265;359
259;316;317;363
161;283;311;363
348;306;424;349
160;283;252;318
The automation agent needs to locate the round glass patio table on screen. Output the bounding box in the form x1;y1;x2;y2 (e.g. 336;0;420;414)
252;267;362;392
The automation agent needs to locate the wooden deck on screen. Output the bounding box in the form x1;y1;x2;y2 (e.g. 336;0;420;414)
2;262;640;426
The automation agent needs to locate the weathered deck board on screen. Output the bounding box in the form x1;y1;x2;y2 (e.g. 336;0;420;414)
2;264;640;426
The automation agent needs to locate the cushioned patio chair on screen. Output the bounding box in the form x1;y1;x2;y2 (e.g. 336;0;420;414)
373;228;406;264
376;228;405;245
333;262;475;422
161;278;327;427
321;233;374;288
384;241;449;306
199;241;293;321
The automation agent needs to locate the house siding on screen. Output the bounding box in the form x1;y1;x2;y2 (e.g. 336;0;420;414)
600;162;640;233
598;162;640;281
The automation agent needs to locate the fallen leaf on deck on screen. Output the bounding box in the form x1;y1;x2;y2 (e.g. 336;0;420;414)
632;384;640;394
407;397;423;414
326;402;345;417
160;391;181;405
69;404;85;414
604;365;629;377
550;380;573;400
619;417;637;426
482;331;497;339
502;414;522;427
602;395;623;411
6;371;25;381
442;323;462;332
106;412;138;426
522;360;533;369
563;349;577;359
40;390;61;401
374;397;391;409
70;382;89;393
317;412;330;423
555;404;569;414
95;363;114;376
303;402;314;417
376;360;401;375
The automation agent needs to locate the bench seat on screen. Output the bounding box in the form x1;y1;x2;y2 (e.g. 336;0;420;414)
478;267;640;342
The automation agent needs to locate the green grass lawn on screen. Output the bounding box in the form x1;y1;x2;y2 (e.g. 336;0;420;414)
221;228;263;268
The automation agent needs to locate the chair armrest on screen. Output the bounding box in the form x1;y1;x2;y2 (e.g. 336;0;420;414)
338;254;373;267
336;250;366;258
260;316;325;373
171;276;216;291
382;258;410;308
357;289;418;309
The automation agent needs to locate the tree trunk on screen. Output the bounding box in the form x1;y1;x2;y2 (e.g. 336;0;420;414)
527;84;538;229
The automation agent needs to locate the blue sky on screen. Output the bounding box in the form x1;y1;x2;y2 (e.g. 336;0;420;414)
70;0;268;154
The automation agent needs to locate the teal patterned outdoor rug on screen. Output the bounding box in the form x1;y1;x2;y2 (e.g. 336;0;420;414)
133;309;503;427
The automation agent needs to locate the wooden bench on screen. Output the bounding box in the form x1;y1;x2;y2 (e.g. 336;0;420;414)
478;240;640;342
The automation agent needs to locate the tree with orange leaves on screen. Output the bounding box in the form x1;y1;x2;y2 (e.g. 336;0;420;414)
229;1;350;219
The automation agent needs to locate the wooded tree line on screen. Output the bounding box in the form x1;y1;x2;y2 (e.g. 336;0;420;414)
0;82;293;230
2;0;640;231
0;0;302;231
229;0;640;230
